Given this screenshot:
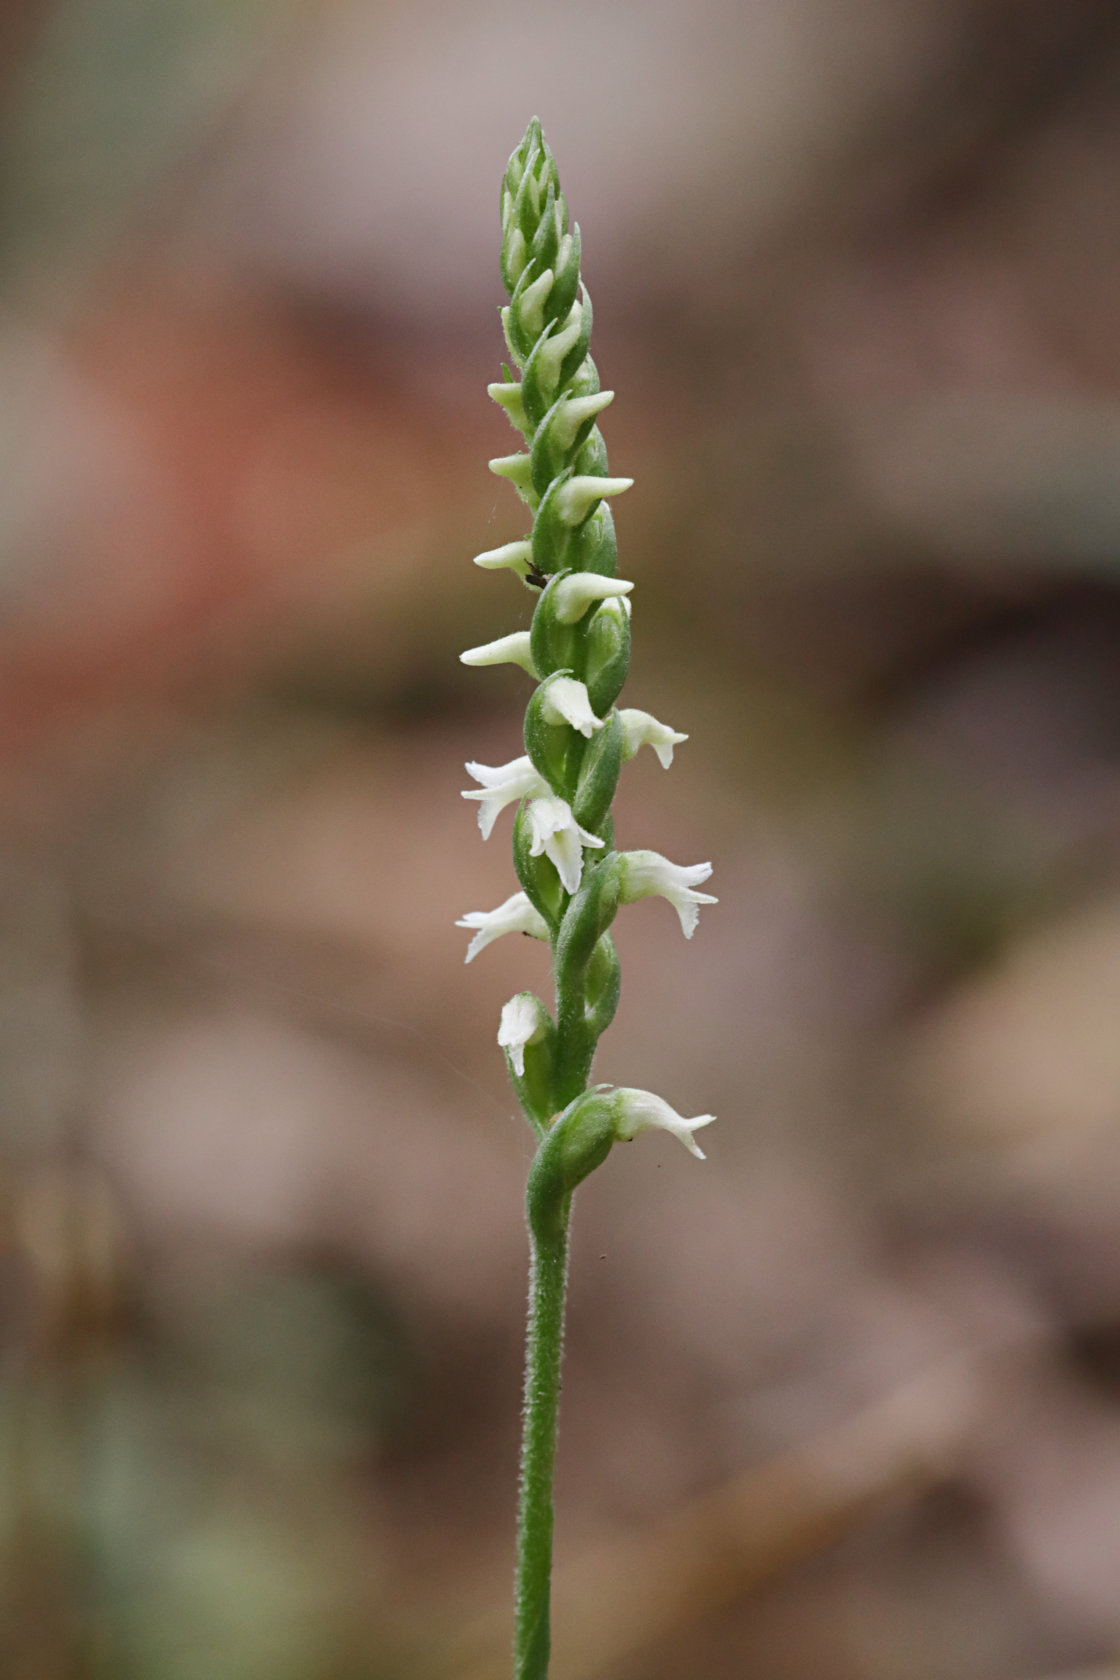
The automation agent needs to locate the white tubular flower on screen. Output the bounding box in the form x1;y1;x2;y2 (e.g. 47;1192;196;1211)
473;539;533;577
555;475;633;526
460;632;537;676
618;708;689;769
489;452;536;498
487;381;528;431
617;849;717;938
612;1088;716;1160
518;267;554;339
498;993;550;1077
534;303;583;392
552;574;634;625
526;795;605;894
462;755;549;840
503;228;527;284
539;676;603;738
551;389;614;451
455;892;550;964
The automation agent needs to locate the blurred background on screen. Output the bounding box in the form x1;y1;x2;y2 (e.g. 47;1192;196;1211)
4;1;1120;1676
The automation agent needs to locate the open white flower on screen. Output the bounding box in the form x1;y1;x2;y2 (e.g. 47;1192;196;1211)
612;1088;716;1160
618;708;688;769
462;755;549;840
498;993;550;1076
614;1088;718;1155
551;574;633;625
538;676;603;738
617;849;717;938
455;891;550;964
526;795;604;894
460;632;537;675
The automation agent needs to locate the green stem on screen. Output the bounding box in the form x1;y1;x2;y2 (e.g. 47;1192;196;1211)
514;1191;572;1680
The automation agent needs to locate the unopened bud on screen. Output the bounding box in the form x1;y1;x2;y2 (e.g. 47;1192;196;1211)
555;475;633;526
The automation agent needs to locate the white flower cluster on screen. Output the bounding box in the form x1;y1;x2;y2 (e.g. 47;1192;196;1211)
455;669;716;954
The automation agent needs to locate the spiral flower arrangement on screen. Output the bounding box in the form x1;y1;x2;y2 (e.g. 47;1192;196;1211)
455;118;717;1680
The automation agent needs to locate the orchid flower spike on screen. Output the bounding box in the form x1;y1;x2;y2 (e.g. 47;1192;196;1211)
612;1087;716;1159
498;992;550;1077
462;755;549;840
462;118;721;1680
618;707;689;768
455;891;549;963
526;795;605;895
617;849;718;937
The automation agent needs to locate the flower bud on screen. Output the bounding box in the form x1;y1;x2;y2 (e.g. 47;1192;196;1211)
455;892;550;963
554;475;633;527
516;266;554;342
581;595;631;715
498;992;551;1078
472;539;533;577
460;631;538;675
552;574;632;625
489;451;537;504
487;381;528;433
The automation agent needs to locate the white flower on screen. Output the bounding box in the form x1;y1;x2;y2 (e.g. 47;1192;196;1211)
526;795;605;894
554;475;633;526
538;676;603;738
498;993;549;1077
462;755;549;840
488;452;535;497
455;892;550;964
472;539;533;577
534;302;583;393
551;574;634;625
618;708;689;769
487;380;528;430
459;632;537;676
617;849;717;938
612;1088;716;1160
517;267;554;339
551;389;613;452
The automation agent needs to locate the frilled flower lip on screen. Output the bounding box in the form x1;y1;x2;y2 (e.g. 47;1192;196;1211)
526;795;605;895
455;891;550;963
617;849;717;938
618;708;688;769
462;755;549;840
612;1087;716;1159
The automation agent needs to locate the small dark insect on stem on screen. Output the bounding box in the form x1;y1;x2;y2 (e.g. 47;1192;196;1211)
525;565;548;590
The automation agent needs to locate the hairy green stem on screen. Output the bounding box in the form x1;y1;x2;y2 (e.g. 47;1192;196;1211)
514;1192;571;1680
